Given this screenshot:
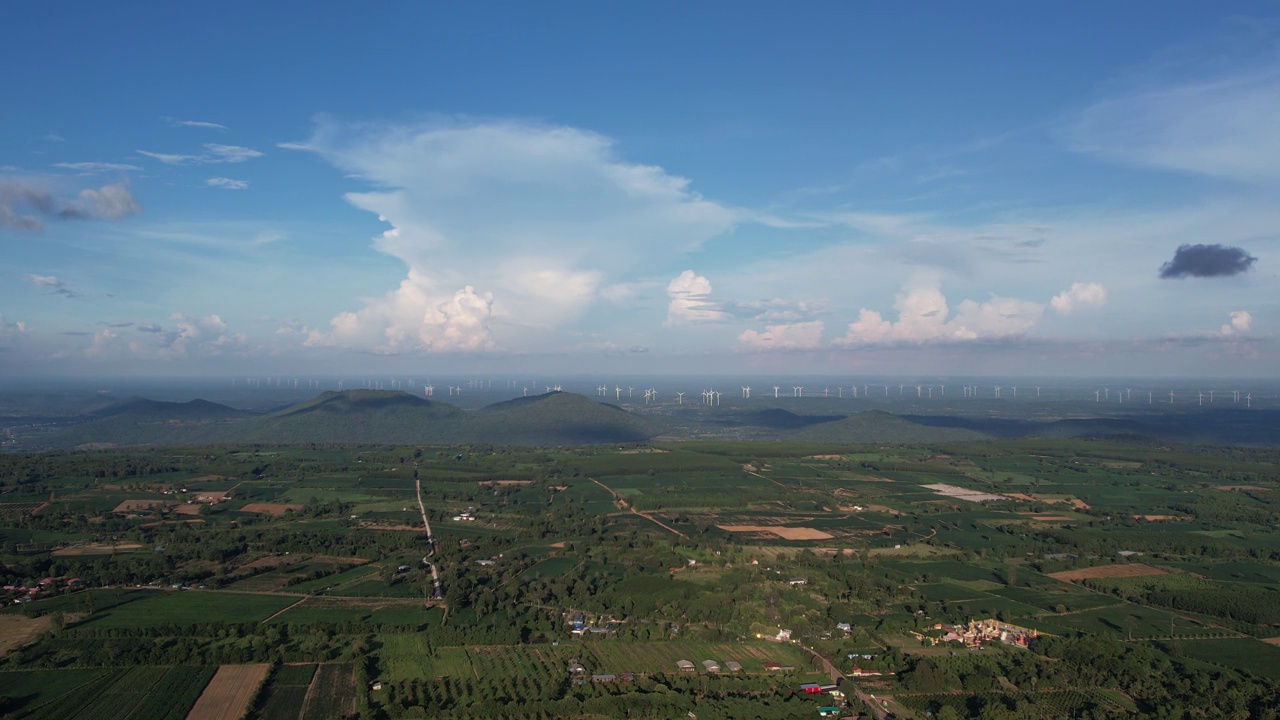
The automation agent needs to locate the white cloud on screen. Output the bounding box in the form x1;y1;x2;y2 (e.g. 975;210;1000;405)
666;270;727;324
835;281;1044;346
0;314;28;336
1050;282;1107;315
62;183;140;219
203;144;263;162
0;178;139;230
137;144;263;165
737;320;825;350
1068;21;1280;182
294;118;738;353
305;272;495;353
84;313;247;360
25;274;79;297
206;177;248;190
52;162;142;173
137;150;198;165
1221;310;1253;335
171;119;228;130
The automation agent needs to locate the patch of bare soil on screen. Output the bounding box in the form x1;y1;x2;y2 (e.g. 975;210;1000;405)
1050;564;1169;581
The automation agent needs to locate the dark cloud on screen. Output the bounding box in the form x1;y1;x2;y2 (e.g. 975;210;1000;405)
1159;244;1257;279
0;179;140;230
136;323;163;333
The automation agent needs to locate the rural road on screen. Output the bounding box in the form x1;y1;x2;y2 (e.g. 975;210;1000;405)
414;476;443;599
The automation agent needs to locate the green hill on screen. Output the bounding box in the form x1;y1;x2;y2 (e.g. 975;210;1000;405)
45;397;253;447
468;392;658;444
785;409;990;444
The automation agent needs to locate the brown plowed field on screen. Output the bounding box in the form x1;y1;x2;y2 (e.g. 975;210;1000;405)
185;663;270;720
113;499;169;513
240;502;303;516
718;525;833;540
1049;564;1168;581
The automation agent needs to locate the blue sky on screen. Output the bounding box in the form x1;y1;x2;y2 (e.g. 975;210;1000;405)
2;2;1277;377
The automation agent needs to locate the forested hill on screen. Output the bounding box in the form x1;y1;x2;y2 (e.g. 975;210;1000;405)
786;409;989;443
26;390;657;448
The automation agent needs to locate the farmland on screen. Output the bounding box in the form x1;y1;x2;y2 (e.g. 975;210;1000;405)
0;438;1278;718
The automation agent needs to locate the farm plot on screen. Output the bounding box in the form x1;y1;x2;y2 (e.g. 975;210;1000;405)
1166;638;1280;681
299;663;356;720
1049;564;1169;581
76;590;297;630
186;664;270;720
585;641;817;675
718;525;833;540
267;596;435;627
0;668;118;719
1033;604;1217;639
253;664;315;720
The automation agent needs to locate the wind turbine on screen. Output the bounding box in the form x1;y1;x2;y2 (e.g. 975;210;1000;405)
994;386;1001;398
1198;391;1204;406
824;388;830;398
615;386;622;400
1169;391;1174;404
676;392;684;405
1011;386;1017;398
1094;390;1100;402
1036;386;1041;398
1246;393;1252;408
773;385;780;398
1209;390;1215;403
742;386;751;399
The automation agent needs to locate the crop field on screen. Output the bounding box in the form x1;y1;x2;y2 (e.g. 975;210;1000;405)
584;641;819;675
186;664;270;720
1049;564;1170;581
267;596;436;627
74;590;297;629
1032;604;1220;639
252;664;317;720
299;663;356;720
0;665;214;720
4;437;1280;719
1163;638;1280;681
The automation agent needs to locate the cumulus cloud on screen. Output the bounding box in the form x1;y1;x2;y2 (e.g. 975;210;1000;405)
292;118;738;353
86;313;246;360
666;270;727;324
835;281;1044;346
305;273;496;353
1221;310;1253;335
137;143;263;165
25;274;79;298
1050;282;1107;314
60;184;140;220
0;178;139;230
1159;243;1257;278
52;162;142;173
206;177;248;190
0;314;28;336
738;320;825;350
